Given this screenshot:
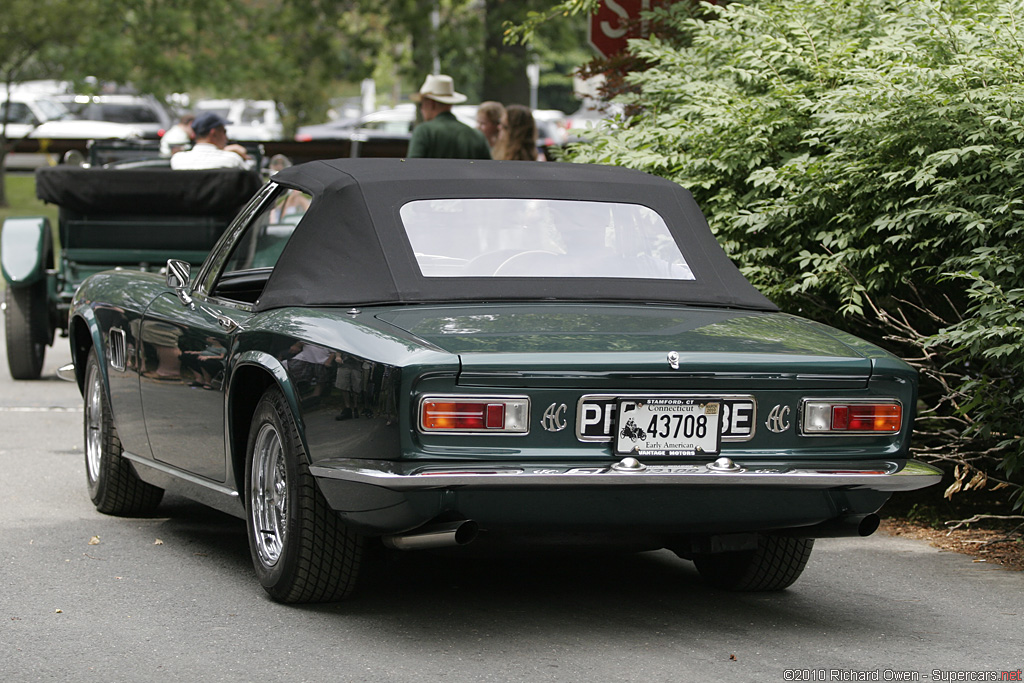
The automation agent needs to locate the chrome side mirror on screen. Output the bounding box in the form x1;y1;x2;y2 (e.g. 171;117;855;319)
166;259;194;309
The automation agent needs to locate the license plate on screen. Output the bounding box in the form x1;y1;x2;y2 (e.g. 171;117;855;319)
577;395;755;442
615;398;722;456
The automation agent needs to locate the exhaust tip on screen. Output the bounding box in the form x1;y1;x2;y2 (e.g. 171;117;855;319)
858;513;880;537
383;520;479;551
451;520;479;545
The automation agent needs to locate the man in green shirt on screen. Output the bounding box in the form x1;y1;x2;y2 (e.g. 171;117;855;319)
407;74;492;160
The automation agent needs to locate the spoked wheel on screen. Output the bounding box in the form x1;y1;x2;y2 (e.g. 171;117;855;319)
245;386;364;603
4;284;49;380
693;535;814;591
84;350;164;515
249;421;288;568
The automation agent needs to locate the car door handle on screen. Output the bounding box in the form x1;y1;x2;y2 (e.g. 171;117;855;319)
200;306;243;332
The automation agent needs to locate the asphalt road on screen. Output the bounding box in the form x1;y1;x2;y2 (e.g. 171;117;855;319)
2;332;1022;682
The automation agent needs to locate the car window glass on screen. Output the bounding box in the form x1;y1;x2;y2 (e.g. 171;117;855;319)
209;189;310;303
224;190;310;274
399;198;695;280
91;104;160;124
241;105;266;123
1;102;35;125
35;99;67;121
200;108;232;120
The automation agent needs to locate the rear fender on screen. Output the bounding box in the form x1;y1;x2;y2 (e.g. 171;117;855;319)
1;217;53;287
68;307;109;394
228;351;305;488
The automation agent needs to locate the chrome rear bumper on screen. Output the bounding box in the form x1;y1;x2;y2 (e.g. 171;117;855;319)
310;457;941;493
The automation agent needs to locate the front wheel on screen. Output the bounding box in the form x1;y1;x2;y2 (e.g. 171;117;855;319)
693;535;814;591
4;283;49;380
84;350;164;515
245;386;365;603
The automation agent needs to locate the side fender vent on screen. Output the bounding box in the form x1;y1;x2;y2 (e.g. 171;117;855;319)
109;328;127;372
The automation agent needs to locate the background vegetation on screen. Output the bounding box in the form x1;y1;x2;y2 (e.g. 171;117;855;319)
562;0;1024;508
5;0;1022;512
2;0;589;132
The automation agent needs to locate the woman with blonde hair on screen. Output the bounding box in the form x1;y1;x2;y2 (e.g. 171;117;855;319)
493;104;540;161
476;101;505;149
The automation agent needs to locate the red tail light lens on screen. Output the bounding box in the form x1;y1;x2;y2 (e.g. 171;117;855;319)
803;401;902;434
419;396;529;433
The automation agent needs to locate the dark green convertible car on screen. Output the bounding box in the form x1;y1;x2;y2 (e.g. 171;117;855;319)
68;159;941;603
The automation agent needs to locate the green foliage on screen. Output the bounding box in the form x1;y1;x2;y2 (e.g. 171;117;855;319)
2;0;584;142
564;0;1024;506
503;0;599;46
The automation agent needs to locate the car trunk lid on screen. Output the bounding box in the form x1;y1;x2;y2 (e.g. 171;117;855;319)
376;304;878;390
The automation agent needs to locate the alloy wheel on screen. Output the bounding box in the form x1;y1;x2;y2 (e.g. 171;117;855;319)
250;422;288;567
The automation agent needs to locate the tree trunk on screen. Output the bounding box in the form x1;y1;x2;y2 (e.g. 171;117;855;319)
0;147;9;209
482;0;531;106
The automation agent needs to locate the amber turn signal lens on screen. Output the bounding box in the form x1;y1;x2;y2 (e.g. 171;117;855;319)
832;404;901;432
419;396;529;433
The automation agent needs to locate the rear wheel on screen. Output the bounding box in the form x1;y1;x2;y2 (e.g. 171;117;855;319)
693;535;814;591
245;386;364;603
4;283;49;380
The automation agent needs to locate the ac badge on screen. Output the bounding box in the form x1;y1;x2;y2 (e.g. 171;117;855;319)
541;403;568;432
765;404;792;433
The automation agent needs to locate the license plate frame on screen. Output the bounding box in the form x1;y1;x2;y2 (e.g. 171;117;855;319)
615;398;722;456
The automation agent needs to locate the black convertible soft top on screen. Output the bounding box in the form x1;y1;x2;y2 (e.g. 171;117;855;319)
260;159;778;312
36;167;261;216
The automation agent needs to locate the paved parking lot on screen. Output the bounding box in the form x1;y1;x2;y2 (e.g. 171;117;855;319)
2;333;1022;682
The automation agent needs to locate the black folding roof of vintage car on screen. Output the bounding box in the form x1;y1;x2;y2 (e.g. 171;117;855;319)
36;167;261;217
259;158;778;312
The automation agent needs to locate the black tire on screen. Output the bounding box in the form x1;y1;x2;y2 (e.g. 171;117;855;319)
4;284;48;380
84;350;164;515
245;386;364;603
693;535;814;591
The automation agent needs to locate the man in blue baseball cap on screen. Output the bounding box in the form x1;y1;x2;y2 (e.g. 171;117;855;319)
170;111;254;170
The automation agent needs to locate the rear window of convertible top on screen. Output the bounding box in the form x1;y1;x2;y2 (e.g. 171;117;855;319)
399;198;695;280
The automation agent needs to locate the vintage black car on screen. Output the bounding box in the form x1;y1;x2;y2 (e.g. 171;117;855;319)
67;159;941;603
3;160;260;379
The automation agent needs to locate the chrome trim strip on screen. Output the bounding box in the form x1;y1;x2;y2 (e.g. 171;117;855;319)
576;393;757;443
121;451;239;498
310;458;941;493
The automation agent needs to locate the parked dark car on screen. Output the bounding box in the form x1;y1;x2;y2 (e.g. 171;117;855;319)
67;159;941;603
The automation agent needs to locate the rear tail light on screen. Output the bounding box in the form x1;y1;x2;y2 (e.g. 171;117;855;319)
802;400;902;434
419;396;529;434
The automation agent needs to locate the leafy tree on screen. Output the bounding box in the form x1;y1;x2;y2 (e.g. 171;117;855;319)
561;0;1024;506
0;0;107;206
380;0;585;109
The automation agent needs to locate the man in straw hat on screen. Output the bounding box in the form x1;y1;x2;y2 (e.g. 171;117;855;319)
407;74;491;159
